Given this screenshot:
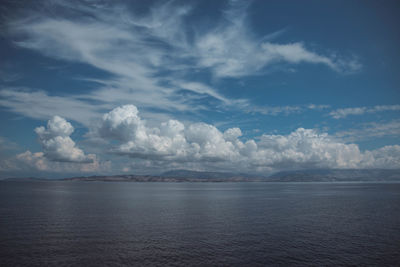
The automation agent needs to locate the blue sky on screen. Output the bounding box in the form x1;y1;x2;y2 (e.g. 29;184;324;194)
0;0;399;178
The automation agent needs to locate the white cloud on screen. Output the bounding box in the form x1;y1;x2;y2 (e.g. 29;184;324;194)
0;88;106;126
16;151;48;171
249;105;303;116
35;116;93;163
194;4;360;77
0;114;111;175
0;0;361;125
5;3;197;118
330;105;400;119
330;107;367;119
335;120;400;142
14;150;109;173
362;145;400;169
261;43;361;73
2;104;398;176
373;105;400;112
307;104;331;110
256;129;364;169
0;136;19;152
246;103;330;116
0;149;110;177
172;81;232;105
95;105;400;173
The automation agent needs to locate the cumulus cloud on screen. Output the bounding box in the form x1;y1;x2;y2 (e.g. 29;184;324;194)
363;145;400;169
255;129;364;169
330;105;400;119
1;114;111;175
96;105;400;173
2;104;398;176
35;116;93;163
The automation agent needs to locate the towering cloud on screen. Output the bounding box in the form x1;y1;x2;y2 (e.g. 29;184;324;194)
35;116;93;163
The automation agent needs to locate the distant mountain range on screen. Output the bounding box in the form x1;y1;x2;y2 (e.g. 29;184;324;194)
268;169;400;182
3;169;400;182
161;169;262;179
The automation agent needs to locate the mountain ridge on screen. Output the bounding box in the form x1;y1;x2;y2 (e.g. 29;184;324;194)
2;169;400;182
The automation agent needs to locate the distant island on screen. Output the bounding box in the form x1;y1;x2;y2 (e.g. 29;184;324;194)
3;169;400;182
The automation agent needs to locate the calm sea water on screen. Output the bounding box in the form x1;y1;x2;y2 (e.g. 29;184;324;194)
0;181;399;266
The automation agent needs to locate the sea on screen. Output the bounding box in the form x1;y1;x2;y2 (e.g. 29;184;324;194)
0;181;399;266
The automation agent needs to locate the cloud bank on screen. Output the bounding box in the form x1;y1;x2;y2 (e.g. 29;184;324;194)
94;105;400;173
10;150;108;174
1;105;399;176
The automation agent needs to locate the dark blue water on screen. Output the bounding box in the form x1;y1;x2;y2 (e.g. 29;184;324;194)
0;181;399;266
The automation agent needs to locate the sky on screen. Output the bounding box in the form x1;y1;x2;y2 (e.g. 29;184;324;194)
0;0;399;178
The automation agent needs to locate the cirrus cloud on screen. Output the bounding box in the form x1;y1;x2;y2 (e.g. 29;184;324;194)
330;105;400;119
1;0;361;124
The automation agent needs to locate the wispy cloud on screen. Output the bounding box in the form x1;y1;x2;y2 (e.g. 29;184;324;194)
193;0;361;77
0;69;21;82
335;120;400;142
330;105;400;119
195;10;360;77
247;103;330;116
4;1;391;177
0;88;106;126
0;0;361;126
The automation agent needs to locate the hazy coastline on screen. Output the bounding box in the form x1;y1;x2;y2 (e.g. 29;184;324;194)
3;169;400;183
